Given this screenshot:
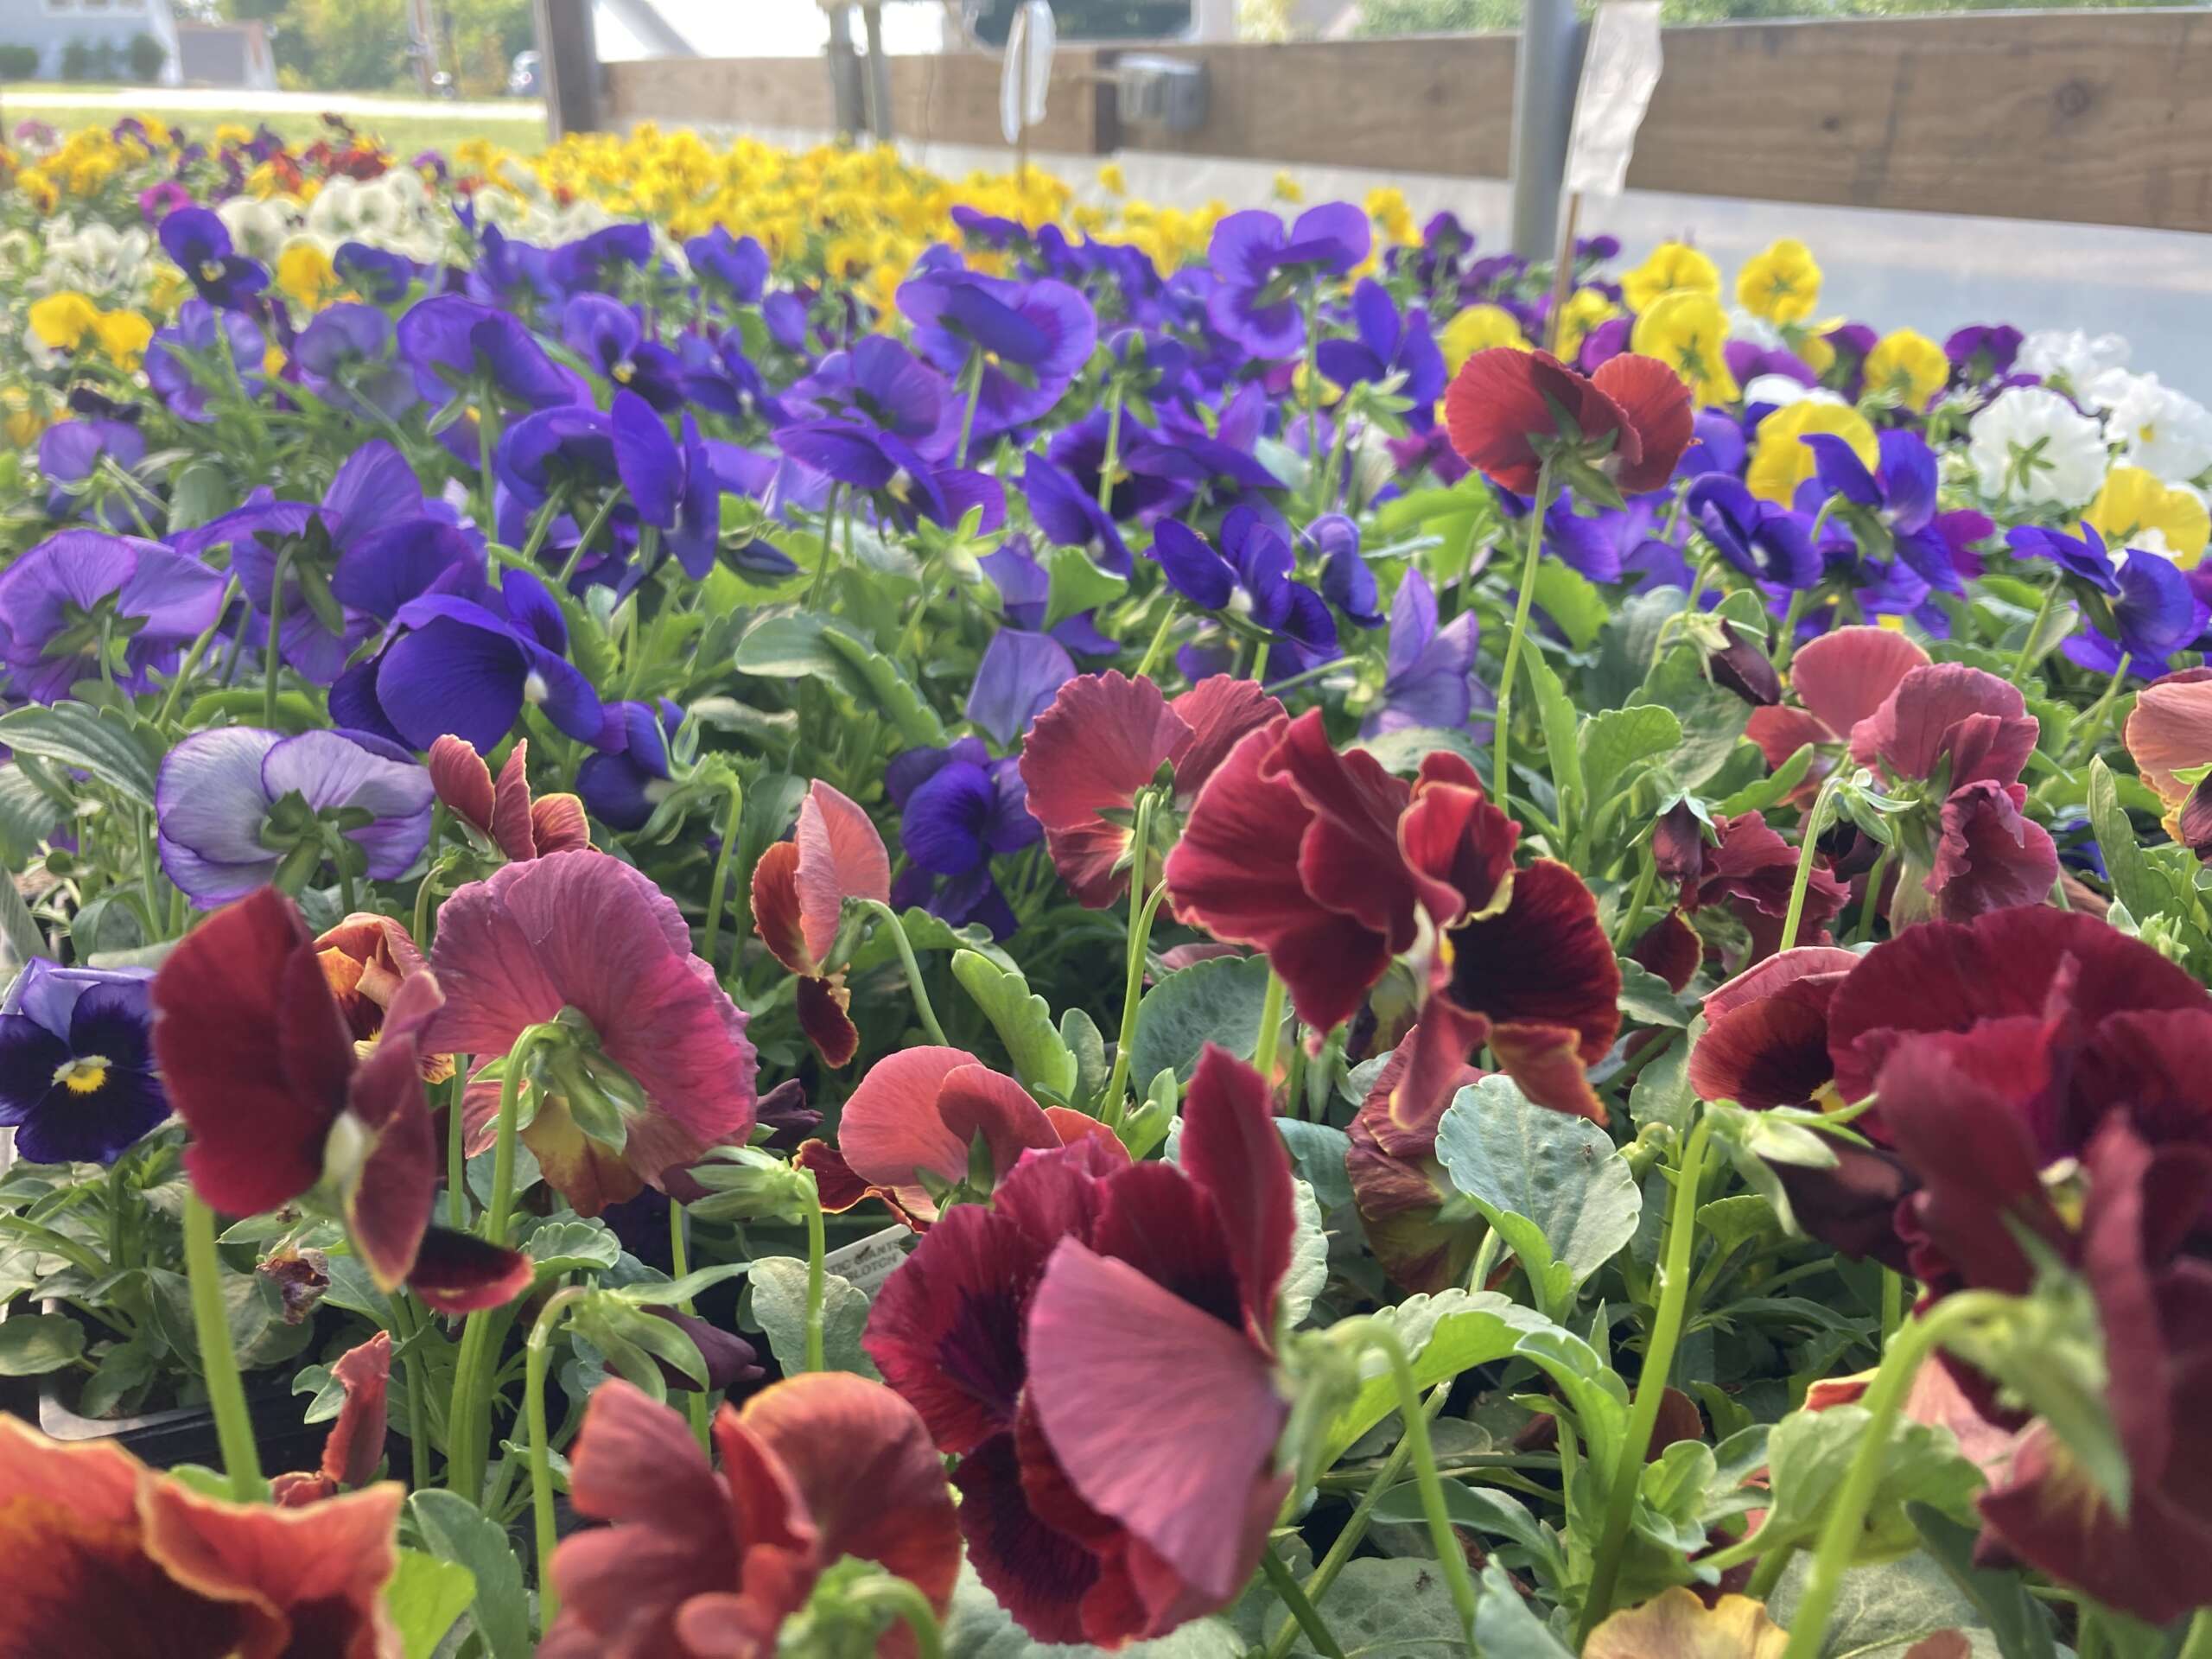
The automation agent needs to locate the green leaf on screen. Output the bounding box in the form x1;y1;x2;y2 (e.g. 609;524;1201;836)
950;950;1079;1101
816;623;949;748
78;1332;159;1415
1297;1556;1471;1655
384;1548;476;1659
1058;1006;1109;1113
0;764;61;869
1471;1561;1576;1656
1531;559;1608;652
0;863;43;975
1280;1181;1329;1329
1617;957;1694;1027
2088;758;2156;918
846;903;1019;976
733;613;945;748
1356;723;1486;778
747;1255;879;1379
1714;741;1816;817
1757;1405;1983;1566
942;1561;1242;1659
523;1217;624;1278
1767;1548;1999;1659
1580;704;1682;813
0;1312;85;1375
0;703;159;804
1374;1482;1567;1589
1696;1193;1783;1259
1908;1503;2059;1659
1630;1027;1697;1140
407;1490;532;1659
167;460;233;531
1041;545;1127;631
1277;1120;1354;1213
1434;1077;1642;1291
1634;646;1751;792
1129;952;1273;1087
1527;647;1584;805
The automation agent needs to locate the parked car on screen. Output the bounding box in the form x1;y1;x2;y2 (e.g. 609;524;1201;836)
508;49;541;97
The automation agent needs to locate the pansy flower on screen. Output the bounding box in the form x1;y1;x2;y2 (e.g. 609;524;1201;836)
2009;522;2208;677
427;734;591;863
156;727;433;909
1152;511;1338;664
153;887;531;1311
36;417;147;529
1682;475;1822;590
149;299;270;425
977;538;1117;656
562;292;686;411
575;698;683;832
1364;568;1483;736
396;293;585;415
291;302;419;422
611;388;724;580
545;221;655;298
156;205;268;308
1345;1030;1489;1291
1802;427;1963;593
0;960;164;1167
1316;278;1447;419
898;264;1098;443
430;850;757;1217
316;912;454;1084
2122;666;2212;854
1444;347;1694;499
751;779;891;1068
867;1046;1294;1644
1020;451;1131;575
0;1413;404;1657
684;226;769;304
538;1372;960;1659
886;738;1039;939
1020;667;1281;910
271;1332;391;1508
1309;513;1383;628
0;529;225;704
1205;203;1370;358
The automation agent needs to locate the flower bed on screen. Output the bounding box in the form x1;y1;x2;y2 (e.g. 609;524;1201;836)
0;113;2208;1658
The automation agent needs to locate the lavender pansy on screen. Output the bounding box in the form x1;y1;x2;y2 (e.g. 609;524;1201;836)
1205;203;1371;359
0;530;225;703
147;300;266;423
1363;567;1484;737
967;628;1077;747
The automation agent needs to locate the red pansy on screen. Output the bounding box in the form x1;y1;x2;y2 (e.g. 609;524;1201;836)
751;779;893;1066
427;734;590;861
1443;347;1692;495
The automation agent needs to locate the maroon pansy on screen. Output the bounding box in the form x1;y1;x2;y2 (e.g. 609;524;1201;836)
751;779;892;1067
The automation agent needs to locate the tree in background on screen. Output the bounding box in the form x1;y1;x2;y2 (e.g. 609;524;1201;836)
206;0;531;92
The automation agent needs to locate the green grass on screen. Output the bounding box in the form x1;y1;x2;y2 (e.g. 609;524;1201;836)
5;104;548;157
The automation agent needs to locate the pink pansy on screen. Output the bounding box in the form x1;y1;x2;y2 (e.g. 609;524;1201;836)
751;779;892;1067
429;849;757;1217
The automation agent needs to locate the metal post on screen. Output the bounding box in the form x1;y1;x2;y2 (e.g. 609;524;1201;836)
860;3;894;144
533;0;600;139
825;4;865;137
1509;0;1585;260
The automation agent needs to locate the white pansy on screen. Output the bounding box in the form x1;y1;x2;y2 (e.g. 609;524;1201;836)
2016;328;2131;395
1742;374;1844;410
2105;373;2212;484
1967;385;2110;508
35;220;154;303
216;197;293;264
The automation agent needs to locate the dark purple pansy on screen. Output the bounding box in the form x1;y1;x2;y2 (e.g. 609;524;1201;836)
363;566;605;753
785;334;954;455
562;293;686;411
1317;278;1447;419
156;726;433;907
2067;550;2207;677
147;300;266;423
157;206;267;308
334;242;417;307
1684;474;1823;589
1022;451;1130;575
397;293;585;412
292;302;419;422
576;697;682;831
546;221;656;297
898;265;1098;444
464;224;559;318
0;961;165;1166
886;737;1039;938
611;389;723;579
0;530;225;703
685;226;769;304
1152;510;1338;662
1801;427;1959;593
1944;323;2022;384
1205;203;1370;359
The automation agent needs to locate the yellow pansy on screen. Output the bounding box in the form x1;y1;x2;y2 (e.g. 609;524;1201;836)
1623;240;1720;314
1440;303;1529;371
1630;290;1739;407
213;124;253;147
1272;171;1304;204
1554;288;1621;364
275;242;341;313
1367;186;1416;245
1746;401;1878;505
1735;238;1821;325
20;170;55;213
1861;327;1949;410
2083;467;2211;568
1096;162;1126;196
149;266;191;320
264;346;288;378
3;385;48;448
29;292;101;351
92;311;153;369
1797;327;1838;377
1586;1588;1786;1659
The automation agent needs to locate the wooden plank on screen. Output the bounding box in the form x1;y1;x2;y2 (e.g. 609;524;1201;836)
1628;13;2212;234
1110;36;1517;176
601;55;838;133
888;48;1110;155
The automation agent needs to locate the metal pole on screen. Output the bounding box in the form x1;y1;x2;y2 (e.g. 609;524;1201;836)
861;3;894;144
533;0;600;140
825;4;864;137
1509;0;1584;260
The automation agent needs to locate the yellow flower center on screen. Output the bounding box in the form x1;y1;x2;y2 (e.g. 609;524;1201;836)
54;1055;110;1095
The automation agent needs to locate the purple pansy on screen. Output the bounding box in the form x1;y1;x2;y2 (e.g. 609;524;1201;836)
0;960;165;1166
897;264;1098;444
1684;475;1824;590
686;227;769;304
611;389;723;579
1152;510;1338;662
1802;429;1961;593
156;726;433;907
397;293;585;412
1310;513;1383;628
147;301;267;424
36;419;148;529
562;293;687;411
1317;278;1447;419
2009;524;2209;677
1205;204;1370;359
291;303;420;422
967;628;1077;747
1022;451;1131;575
156;206;267;309
978;539;1117;656
886;737;1039;938
546;222;656;297
1363;568;1484;737
0;531;226;703
576;697;683;830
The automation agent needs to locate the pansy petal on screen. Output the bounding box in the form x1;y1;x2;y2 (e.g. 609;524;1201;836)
405;1226;535;1314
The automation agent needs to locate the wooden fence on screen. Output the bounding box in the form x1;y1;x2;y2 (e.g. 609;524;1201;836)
588;10;2212;235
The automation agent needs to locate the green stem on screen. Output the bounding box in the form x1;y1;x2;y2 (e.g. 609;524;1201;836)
1855;843;1894;944
1097;385;1123;512
1771;585;1814;672
2063;652;2133;766
670;1200;709;1446
526;1285;587;1622
1346;1321;1479;1642
474;404;499;533
1262;1386;1448;1659
182;1192;266;1503
1745;1538;1796;1601
1611;842;1658;950
803;1176;828;1373
1101;878;1169;1132
517;481;569;568
1260;1545;1346;1659
1777;1292;2012;1659
261;547;290;729
391;1294;435;1487
2177;1608;2212;1659
2012;580;2061;679
1251;967;1289;1084
954;349;985;468
1777;771;1844;956
855;899;949;1045
556;488;625;590
701;777;745;980
445;1067;469;1231
1491;456;1559;805
1880;1267;1904;1344
155;575;240;728
1578;1114;1715;1642
1131;601;1179;681
849;1576;946;1659
806;485;844;611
